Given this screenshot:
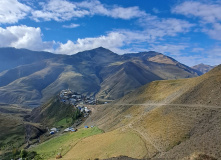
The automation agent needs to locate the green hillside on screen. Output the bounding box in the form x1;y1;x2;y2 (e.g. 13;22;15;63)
31;127;103;159
30;97;81;128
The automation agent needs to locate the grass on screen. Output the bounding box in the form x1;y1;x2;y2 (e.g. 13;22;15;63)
31;127;103;159
54;117;72;128
62;129;147;160
0;113;26;151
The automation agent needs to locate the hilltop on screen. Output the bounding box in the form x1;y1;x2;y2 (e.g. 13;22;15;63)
0;47;200;106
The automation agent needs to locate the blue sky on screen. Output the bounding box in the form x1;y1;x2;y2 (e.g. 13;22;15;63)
0;0;221;66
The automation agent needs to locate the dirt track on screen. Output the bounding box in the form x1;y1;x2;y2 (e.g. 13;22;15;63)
114;103;221;109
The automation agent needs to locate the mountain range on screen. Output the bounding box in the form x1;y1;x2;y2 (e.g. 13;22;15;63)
0;47;201;106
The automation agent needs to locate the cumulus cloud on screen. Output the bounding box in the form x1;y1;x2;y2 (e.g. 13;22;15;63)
0;0;31;24
31;0;146;22
0;25;54;51
62;23;80;28
55;32;126;54
55;21;194;55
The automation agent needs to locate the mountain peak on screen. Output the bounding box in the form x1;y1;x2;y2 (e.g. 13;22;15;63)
74;47;119;64
192;63;215;74
93;46;109;51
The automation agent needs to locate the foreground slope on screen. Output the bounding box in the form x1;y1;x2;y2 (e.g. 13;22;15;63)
62;65;221;159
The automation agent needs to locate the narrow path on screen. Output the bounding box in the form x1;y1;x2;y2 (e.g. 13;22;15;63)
115;103;221;109
119;102;221;156
128;124;163;153
121;104;164;154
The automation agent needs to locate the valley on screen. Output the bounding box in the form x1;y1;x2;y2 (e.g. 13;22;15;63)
1;0;221;159
0;47;220;159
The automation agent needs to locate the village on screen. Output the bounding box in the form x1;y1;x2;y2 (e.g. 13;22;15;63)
49;89;97;135
59;89;97;105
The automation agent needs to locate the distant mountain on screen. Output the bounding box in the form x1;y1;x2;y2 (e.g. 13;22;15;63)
0;47;201;106
192;63;215;74
0;47;60;72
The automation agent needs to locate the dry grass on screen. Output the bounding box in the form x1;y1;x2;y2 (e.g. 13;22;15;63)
62;129;147;160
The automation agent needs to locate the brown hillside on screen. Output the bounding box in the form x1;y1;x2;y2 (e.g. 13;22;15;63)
61;65;221;160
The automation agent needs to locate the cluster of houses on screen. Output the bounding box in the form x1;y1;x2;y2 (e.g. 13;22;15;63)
59;89;97;105
49;128;59;135
48;89;96;135
49;125;94;135
59;89;93;119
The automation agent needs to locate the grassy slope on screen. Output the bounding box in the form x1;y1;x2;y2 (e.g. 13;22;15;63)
31;127;103;159
67;65;221;159
63;129;147;160
0;105;31;151
0;113;25;150
30;97;80;128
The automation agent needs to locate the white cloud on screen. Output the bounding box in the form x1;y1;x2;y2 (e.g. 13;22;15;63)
54;29;166;55
55;24;194;55
110;6;146;19
0;25;54;51
205;23;221;41
139;16;194;41
31;0;146;22
55;32;126;54
172;1;221;41
172;1;221;23
62;23;80;28
77;0;147;19
0;0;31;24
209;46;221;57
149;44;188;56
32;0;90;22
